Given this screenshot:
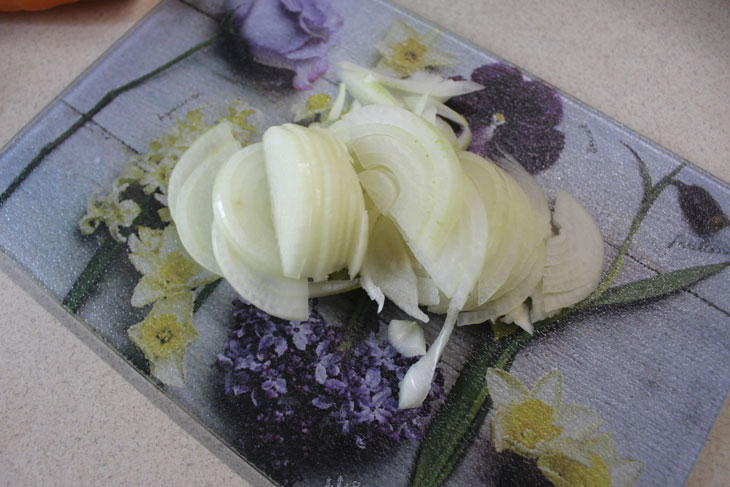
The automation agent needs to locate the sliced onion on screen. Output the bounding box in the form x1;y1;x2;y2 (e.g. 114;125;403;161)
326;82;347;123
541;190;604;312
262;124;313;278
360;216;429;322
502;302;534;334
212;224;309;321
173;139;241;274
342;105;466;296
212;143;280;273
338;62;403;107
309;278;360;297
495;152;552;239
263;124;366;281
167;122;236;222
466;156;529;304
338;62;483;101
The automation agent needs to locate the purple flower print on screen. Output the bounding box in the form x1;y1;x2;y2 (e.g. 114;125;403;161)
448;63;565;173
226;0;343;90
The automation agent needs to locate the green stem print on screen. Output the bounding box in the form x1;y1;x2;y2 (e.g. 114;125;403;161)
0;35;220;208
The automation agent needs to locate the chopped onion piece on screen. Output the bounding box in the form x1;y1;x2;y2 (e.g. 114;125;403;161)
212;143;280;273
338;62;483;101
502;302;534;334
435;102;472;150
342;105;466;297
399;308;457;409
417;276;440;306
541;190;604;312
326;82;347;123
339;63;403;107
495;152;552;239
360;217;429;322
309;278;360;297
263;124;366;281
388;320;427;357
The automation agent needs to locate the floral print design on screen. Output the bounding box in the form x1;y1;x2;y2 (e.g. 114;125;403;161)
487;368;602;458
128;294;198;387
538;434;643;487
226;0;343;90
447;63;565;173
375;20;457;77
79;183;140;242
127;225;218;308
487;368;642;486
218;298;445;486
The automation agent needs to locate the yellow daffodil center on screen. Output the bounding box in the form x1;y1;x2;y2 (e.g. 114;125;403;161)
394;38;427;67
305;93;332;112
494;112;506;125
541;453;611;487
139;313;183;358
505;399;562;449
158;251;196;287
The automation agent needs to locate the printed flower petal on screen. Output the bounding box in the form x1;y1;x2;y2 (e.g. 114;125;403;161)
529;368;563;406
127;294;198;388
148;349;187;388
447;63;565;174
487;369;627;463
537;434;642;487
490;408;509;452
128;225;217;307
611;458;644;487
130;278;163;308
375;20;457;77
226;0;342;90
486;367;530;408
555;404;603;440
555;403;603;439
216;299;445;485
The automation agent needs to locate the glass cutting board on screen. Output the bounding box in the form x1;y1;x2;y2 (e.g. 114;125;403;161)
1;1;729;486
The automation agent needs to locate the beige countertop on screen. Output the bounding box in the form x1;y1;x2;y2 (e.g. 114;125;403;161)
0;0;728;485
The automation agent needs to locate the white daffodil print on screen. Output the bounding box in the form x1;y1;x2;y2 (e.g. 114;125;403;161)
487;368;602;458
127;224;218;308
127;293;198;387
537;434;643;487
374;20;458;77
79;183;140;242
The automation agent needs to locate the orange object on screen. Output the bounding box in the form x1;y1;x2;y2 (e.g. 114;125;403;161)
0;0;91;11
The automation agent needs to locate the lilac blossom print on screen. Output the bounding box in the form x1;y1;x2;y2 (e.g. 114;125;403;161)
447;63;565;173
217;299;445;486
225;0;343;90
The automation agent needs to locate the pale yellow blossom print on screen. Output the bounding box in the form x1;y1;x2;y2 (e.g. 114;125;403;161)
292;93;333;123
127;225;218;307
79;183;140;242
487;368;602;458
375;20;457;77
538;434;643;487
128;294;198;387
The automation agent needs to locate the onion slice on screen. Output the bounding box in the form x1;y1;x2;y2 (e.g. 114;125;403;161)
540;190;604;313
167;122;236;222
212;225;309;321
173;139;241;274
388;319;427;357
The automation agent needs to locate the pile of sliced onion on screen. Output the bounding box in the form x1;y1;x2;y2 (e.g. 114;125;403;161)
167;62;604;409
